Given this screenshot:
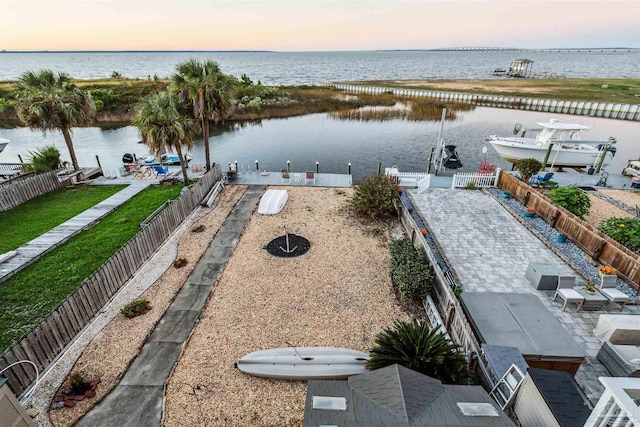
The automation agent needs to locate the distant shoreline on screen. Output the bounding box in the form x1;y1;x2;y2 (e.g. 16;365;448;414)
1;47;637;54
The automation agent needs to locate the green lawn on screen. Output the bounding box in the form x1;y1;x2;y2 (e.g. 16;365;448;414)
0;185;126;254
0;184;184;351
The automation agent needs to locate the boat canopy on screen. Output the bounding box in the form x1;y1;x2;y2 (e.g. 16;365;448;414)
537;120;590;131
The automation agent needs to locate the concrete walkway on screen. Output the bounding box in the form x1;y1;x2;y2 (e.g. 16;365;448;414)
408;188;640;402
0;181;152;283
77;186;265;427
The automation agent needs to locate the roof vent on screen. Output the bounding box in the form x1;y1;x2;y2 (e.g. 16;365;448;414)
457;402;500;417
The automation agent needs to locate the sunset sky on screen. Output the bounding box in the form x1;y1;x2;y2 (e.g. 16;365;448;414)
1;0;639;51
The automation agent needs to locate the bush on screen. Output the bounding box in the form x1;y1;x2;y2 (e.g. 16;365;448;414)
121;299;151;318
389;239;433;301
174;257;188;268
465;181;477;190
24;146;67;173
549;185;591;219
352;174;399;219
515;158;543;182
89;89;120;112
599;217;640;253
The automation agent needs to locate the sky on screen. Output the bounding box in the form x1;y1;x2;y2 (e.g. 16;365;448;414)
1;0;639;51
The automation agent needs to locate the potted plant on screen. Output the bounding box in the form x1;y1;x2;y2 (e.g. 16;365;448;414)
557;233;567;243
584;281;598;294
524;207;537;218
598;265;617;278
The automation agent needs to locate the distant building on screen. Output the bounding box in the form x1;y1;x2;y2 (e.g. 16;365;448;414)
303;364;515;426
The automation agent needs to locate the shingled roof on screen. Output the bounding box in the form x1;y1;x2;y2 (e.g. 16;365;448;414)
303;364;515;426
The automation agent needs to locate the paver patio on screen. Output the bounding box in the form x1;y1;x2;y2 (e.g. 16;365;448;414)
408;188;640;402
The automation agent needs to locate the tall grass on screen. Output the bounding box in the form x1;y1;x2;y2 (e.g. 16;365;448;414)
329;100;475;122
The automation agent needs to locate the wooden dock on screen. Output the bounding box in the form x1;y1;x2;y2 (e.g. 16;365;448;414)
228;172;353;188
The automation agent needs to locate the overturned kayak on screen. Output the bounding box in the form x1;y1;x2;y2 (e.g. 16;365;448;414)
236;347;369;380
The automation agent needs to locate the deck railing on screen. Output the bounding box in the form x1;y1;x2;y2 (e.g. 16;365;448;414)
0;165;223;396
452;169;501;188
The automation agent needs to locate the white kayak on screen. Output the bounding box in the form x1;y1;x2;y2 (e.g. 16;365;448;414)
236;347;369;380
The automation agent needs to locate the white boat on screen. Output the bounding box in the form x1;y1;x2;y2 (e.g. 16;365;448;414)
236;346;369;380
258;189;288;215
622;160;640;178
487;119;616;168
0;138;9;154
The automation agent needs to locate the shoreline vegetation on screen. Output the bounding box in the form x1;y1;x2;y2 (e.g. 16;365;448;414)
1;76;638;128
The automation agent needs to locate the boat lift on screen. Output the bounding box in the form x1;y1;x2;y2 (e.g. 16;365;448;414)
428;108;463;174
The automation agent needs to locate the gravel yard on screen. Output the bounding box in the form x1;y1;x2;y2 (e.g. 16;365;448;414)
48;185;248;427
584;193;634;227
163;187;406;426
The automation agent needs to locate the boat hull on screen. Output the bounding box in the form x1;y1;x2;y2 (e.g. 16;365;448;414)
489;139;613;168
236;347;369;380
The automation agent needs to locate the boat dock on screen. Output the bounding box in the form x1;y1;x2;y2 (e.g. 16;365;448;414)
226;171;353;188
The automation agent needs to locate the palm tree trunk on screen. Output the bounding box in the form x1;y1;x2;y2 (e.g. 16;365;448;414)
61;126;80;171
175;144;190;185
200;91;211;172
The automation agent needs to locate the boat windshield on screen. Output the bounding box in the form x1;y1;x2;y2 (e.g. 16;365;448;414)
535;128;582;145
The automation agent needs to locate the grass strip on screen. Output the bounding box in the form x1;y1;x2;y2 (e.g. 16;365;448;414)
0;185;125;254
0;184;183;351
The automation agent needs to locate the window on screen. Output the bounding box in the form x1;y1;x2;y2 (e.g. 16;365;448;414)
312;396;347;411
457;402;500;417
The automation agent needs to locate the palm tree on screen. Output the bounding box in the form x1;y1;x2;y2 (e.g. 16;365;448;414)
366;319;468;384
15;70;95;171
133;91;195;184
171;59;234;172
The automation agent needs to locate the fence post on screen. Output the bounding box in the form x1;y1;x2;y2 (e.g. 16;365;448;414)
287;160;290;173
316;162;319;174
348;163;352;175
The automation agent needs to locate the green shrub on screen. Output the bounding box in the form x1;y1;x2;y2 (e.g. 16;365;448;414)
352;174;399;219
549;185;591;219
89;89;120;112
24;146;67;173
465;181;477;190
121;299;151;318
174;257;188;268
389;239;433;301
515;158;543;182
599;217;640;253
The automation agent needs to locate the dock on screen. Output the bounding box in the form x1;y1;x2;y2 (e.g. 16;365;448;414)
226;171;353;188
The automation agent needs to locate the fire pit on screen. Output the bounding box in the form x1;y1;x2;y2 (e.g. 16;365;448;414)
266;229;310;258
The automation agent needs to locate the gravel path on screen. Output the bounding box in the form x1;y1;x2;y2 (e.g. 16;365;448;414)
47;185;247;427
163;187;406;427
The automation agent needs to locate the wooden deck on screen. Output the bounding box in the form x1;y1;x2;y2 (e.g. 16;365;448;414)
227;172;353;188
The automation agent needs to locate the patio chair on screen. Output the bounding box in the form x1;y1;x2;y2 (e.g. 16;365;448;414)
553;275;584;311
305;171;315;185
598;275;630;311
153;165;169;178
281;169;290;184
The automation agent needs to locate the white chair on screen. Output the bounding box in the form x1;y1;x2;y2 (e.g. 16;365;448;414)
598;275;630;311
305;171;316;185
280;169;291;184
553;276;584;311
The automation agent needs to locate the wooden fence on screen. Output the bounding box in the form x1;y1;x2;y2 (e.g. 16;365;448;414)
0;169;71;211
499;171;640;289
0;165;223;396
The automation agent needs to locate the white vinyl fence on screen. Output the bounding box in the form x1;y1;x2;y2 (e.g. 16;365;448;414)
452;169;501;188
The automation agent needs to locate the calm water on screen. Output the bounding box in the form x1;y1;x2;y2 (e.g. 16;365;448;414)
1;50;639;84
1;107;638;183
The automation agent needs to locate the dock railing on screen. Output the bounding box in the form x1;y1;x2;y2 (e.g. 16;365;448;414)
499;171;640;290
452;169;501;188
0;165;223;396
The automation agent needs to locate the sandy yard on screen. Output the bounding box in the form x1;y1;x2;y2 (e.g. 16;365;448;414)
584;193;634;227
48;185;248;427
163;187;406;426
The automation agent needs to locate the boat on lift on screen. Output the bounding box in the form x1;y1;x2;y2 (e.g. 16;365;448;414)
487;119;616;168
122;151;192;167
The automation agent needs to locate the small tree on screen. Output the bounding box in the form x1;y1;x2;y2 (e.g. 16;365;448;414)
515;158;543;182
599;217;640;253
549;185;591;219
352;174;399;219
367;319;468;384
